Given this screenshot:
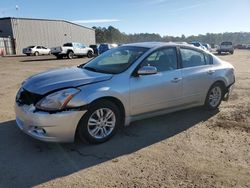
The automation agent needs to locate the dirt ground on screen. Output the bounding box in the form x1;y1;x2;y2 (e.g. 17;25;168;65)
0;51;249;188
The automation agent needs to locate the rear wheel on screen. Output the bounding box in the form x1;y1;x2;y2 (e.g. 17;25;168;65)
87;51;93;58
67;51;74;59
77;100;122;144
230;51;234;54
34;51;39;56
205;83;224;110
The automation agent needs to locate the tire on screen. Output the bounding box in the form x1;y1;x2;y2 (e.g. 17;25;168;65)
77;100;122;144
34;51;39;56
230;51;234;54
67;51;74;59
217;51;221;55
87;51;93;58
204;82;224;110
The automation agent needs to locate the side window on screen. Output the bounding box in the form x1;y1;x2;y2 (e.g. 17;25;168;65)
204;53;213;64
42;46;47;49
36;46;41;49
180;48;206;68
141;48;178;72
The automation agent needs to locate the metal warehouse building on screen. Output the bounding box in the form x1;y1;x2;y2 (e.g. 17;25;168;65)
0;17;95;55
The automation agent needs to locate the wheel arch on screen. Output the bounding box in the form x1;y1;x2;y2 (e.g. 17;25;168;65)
67;49;74;54
89;96;126;125
213;80;226;88
207;80;227;97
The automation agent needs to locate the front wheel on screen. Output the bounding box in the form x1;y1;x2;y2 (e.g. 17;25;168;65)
204;83;224;110
87;51;93;58
67;51;74;59
77;100;122;144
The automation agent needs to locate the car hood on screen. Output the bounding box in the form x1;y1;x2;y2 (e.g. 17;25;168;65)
23;66;112;95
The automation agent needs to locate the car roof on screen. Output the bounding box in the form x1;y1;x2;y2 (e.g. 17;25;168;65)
122;41;195;49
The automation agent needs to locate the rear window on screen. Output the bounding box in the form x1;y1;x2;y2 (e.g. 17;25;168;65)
27;46;35;48
221;42;232;45
63;43;73;47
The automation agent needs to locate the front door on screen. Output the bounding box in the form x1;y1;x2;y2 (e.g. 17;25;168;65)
130;47;183;116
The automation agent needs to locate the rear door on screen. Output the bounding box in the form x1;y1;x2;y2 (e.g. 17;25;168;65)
36;46;42;54
130;47;183;115
179;47;214;104
73;43;81;55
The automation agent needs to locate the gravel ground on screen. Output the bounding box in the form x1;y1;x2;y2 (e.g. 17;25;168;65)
0;51;249;188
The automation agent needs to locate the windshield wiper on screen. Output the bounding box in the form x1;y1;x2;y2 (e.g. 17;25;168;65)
83;66;100;72
82;66;113;74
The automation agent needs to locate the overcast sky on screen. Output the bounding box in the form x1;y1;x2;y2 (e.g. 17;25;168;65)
1;0;250;36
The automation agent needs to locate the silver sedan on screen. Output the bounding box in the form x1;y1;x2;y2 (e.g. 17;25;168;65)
15;42;235;143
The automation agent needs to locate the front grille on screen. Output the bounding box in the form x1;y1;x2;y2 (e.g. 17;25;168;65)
16;88;43;105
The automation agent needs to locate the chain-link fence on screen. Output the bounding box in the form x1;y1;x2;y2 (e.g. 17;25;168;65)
0;37;15;56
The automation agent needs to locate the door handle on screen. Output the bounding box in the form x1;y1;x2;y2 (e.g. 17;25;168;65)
171;77;182;83
207;70;215;75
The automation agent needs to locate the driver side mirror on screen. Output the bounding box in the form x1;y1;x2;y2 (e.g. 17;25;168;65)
137;65;157;76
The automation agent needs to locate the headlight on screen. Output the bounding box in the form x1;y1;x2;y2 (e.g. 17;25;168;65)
36;88;80;111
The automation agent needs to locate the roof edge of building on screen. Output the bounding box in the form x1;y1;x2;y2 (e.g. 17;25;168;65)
0;17;95;31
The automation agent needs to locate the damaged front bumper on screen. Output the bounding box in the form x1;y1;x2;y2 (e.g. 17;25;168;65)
15;103;86;142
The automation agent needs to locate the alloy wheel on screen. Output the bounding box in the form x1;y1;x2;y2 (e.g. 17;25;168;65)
208;86;222;107
87;108;116;139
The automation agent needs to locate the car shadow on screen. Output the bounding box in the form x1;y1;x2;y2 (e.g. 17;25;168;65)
20;58;65;62
0;107;218;187
20;57;90;62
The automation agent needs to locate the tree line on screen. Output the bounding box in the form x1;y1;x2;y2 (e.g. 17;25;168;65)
93;26;250;45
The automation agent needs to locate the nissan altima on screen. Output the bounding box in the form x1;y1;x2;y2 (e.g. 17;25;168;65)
15;42;235;144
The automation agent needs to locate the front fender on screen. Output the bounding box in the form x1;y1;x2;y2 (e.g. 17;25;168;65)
70;81;130;116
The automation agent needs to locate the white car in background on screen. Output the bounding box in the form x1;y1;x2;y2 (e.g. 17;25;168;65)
22;46;51;56
51;42;94;59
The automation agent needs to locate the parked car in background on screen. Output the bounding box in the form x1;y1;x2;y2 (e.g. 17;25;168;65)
15;42;235;144
89;44;99;56
202;43;212;52
188;41;207;50
22;46;51;56
234;44;244;49
217;42;234;54
98;43;118;54
50;42;94;59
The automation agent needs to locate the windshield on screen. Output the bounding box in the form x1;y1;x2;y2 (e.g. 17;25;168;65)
82;46;149;74
221;42;232;45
